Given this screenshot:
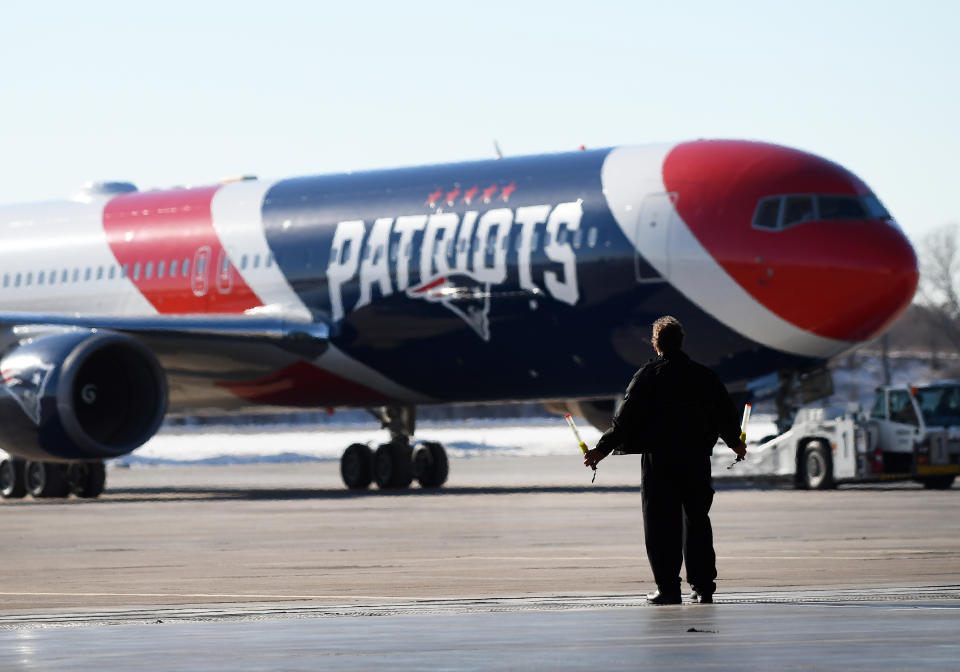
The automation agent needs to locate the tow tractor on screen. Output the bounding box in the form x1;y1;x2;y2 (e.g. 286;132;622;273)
716;382;960;489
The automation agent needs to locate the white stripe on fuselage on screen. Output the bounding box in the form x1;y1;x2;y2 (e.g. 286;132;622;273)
210;180;311;322
601;144;849;359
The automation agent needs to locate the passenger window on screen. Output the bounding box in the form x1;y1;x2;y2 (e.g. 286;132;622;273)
38;271;45;285
753;198;781;229
782;196;815;227
573;228;583;249
266;253;274;268
889;390;919;426
49;269;56;285
170;260;178;277
870;392;887;419
158;261;166;279
96;266;104;280
72;269;79;282
818;195;866;220
532;232;541;250
121;264;128;279
84;268;91;281
240;255;248;270
26;272;32;286
3;274;9;288
145;262;153;279
587;227;598;248
108;266;116;280
61;269;68;283
252;254;260;269
133;263;141;280
15;273;21;287
182;258;190;276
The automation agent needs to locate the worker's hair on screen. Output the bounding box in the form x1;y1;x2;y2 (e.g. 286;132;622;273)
652;315;684;354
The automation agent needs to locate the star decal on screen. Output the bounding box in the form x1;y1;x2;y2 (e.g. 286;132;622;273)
445;186;461;206
425;188;443;208
463;185;480;205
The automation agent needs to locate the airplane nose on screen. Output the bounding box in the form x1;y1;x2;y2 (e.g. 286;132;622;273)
662;140;919;344
749;220;919;342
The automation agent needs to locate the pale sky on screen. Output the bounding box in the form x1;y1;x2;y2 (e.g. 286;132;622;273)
0;0;956;248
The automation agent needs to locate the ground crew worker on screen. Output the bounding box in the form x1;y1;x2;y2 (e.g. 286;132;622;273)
584;315;747;605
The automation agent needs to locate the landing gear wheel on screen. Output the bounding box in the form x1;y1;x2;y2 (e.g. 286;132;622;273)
919;475;955;490
413;441;449;489
67;462;106;498
24;461;69;498
800;442;834;490
341;444;374;490
374;441;413;489
0;459;26;499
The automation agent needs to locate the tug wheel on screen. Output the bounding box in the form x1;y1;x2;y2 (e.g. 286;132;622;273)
800;442;835;490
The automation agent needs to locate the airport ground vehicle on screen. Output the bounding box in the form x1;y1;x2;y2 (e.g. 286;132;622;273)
734;383;960;489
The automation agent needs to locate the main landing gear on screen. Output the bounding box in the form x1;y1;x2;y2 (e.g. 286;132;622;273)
0;458;106;500
339;406;449;491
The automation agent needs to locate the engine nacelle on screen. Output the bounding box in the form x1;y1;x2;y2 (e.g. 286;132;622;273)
544;398;616;432
0;329;168;461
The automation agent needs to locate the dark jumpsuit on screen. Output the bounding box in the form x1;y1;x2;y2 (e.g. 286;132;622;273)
596;350;742;596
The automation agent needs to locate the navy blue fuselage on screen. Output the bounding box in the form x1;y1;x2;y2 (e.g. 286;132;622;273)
258;149;815;404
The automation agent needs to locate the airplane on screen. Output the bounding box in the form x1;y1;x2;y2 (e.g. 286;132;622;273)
0;140;918;499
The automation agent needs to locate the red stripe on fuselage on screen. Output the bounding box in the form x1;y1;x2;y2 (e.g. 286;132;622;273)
103;187;263;314
215;360;390;406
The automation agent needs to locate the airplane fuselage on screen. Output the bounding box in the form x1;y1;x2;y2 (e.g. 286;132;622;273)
0;141;918;414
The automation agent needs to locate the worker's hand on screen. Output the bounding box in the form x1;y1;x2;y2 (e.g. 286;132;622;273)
731;440;747;460
584;447;607;469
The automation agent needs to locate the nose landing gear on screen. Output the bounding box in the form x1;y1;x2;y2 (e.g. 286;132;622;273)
338;406;449;491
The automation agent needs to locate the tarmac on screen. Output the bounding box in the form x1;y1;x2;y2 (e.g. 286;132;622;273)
0;454;958;670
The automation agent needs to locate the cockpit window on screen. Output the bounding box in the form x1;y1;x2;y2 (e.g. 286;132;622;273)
782;196;815;227
819;195;867;219
753;198;781;229
752;193;892;231
862;194;891;219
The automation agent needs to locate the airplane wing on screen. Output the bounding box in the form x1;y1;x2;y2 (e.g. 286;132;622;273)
0;312;330;345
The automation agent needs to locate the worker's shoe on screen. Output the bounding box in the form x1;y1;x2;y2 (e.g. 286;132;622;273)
689;589;713;604
646;589;682;605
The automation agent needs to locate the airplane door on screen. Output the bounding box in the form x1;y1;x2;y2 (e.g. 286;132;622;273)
192;246;211;298
216;249;234;295
634;192;674;282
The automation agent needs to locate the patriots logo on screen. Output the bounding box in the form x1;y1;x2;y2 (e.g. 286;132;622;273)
407;274;492;341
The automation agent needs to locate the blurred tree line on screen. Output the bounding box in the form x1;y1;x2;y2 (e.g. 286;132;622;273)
855;222;960;383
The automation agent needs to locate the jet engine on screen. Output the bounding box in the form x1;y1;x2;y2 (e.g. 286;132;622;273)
0;329;167;461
